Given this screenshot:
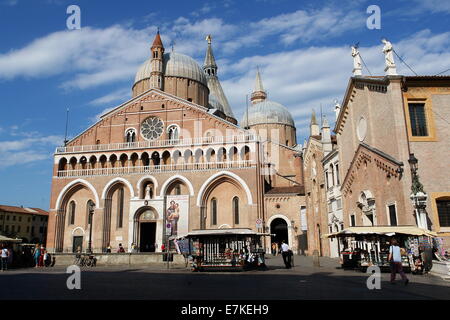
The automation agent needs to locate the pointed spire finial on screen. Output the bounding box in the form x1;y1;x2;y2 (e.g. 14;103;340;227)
322;114;330;128
152;29;164;48
251;67;267;104
254;66;265;93
311;109;317;125
204;34;217;72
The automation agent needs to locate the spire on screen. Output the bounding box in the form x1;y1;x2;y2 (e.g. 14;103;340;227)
254;67;265;92
310;109;320;136
150;30;164;90
251;67;267;104
203;35;236;122
204;34;217;72
152;29;164;48
310;109;318;125
322;115;330;128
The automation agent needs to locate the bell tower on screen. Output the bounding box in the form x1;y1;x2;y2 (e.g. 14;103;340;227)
150;30;164;90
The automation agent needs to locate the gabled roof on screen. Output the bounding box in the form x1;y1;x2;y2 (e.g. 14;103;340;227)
341;142;403;192
65;88;243;147
0;205;48;216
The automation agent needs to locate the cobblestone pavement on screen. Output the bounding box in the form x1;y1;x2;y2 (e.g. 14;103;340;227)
1;255;449;300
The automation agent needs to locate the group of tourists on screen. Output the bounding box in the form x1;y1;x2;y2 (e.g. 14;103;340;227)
32;244;53;268
0;242;54;270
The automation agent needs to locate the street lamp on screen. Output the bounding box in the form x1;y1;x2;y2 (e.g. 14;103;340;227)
87;201;95;254
408;153;428;230
408;153;418;175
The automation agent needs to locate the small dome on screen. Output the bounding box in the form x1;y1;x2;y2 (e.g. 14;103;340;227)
134;52;207;86
241;100;295;128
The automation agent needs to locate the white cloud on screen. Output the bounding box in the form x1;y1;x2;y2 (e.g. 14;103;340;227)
221;29;450;143
0;135;63;168
89;87;131;106
0;6;366;89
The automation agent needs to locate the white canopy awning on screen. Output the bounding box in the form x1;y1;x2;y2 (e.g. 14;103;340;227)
0;235;23;243
322;226;437;239
186;228;258;237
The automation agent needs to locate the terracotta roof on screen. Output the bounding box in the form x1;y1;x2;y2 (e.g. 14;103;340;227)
266;186;305;195
152;31;163;48
0;205;48;216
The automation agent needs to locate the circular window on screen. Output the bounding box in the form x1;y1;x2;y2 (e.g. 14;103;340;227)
357;116;367;142
141;116;164;140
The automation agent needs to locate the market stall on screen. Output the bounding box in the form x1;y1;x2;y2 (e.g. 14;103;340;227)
185;228;268;271
322;226;437;273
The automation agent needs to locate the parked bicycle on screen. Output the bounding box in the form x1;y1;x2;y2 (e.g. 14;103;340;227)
74;254;96;267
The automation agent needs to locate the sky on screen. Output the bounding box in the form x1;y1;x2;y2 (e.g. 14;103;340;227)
0;0;449;210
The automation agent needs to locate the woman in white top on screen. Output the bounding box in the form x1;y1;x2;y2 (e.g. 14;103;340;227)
1;245;9;271
388;238;409;285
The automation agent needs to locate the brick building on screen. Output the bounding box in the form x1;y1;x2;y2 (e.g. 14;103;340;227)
47;33;307;254
335;74;450;248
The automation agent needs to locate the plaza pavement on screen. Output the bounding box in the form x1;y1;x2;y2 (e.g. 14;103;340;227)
1;254;449;300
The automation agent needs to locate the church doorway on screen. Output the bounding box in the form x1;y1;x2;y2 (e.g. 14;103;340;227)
270;218;288;245
135;206;159;252
139;222;156;252
72;236;83;253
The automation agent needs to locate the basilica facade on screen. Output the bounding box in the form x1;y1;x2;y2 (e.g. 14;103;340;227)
46;32;306;254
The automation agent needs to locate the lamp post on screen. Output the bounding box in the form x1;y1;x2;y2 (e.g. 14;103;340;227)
87;201;95;254
408;153;428;230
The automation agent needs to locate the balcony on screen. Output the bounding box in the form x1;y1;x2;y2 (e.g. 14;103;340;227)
56;160;256;178
55;134;258;154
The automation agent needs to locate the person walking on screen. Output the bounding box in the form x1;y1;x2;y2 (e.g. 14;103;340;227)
38;246;45;267
1;244;9;271
33;244;41;268
389;238;409;285
281;241;292;269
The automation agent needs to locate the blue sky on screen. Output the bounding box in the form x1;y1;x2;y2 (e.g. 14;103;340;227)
0;0;449;209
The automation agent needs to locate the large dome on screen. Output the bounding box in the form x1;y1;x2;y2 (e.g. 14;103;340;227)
241;100;295;128
134;52;207;86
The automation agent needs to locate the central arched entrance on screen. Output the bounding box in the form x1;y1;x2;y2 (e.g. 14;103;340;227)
134;207;158;252
270;218;288;245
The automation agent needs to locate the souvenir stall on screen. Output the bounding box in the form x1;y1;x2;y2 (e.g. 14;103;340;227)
323;226;437;273
185;229;268;271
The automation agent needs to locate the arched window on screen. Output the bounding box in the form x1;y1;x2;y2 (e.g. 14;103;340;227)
125;128;136;143
167;125;179;142
233;197;239;225
211;198;217;226
117;188;124;228
329;164;335;188
335;163;340;185
68;201;76;225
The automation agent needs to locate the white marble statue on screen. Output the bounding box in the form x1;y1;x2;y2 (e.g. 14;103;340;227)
351;45;362;76
382;39;397;75
145;184;152;200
